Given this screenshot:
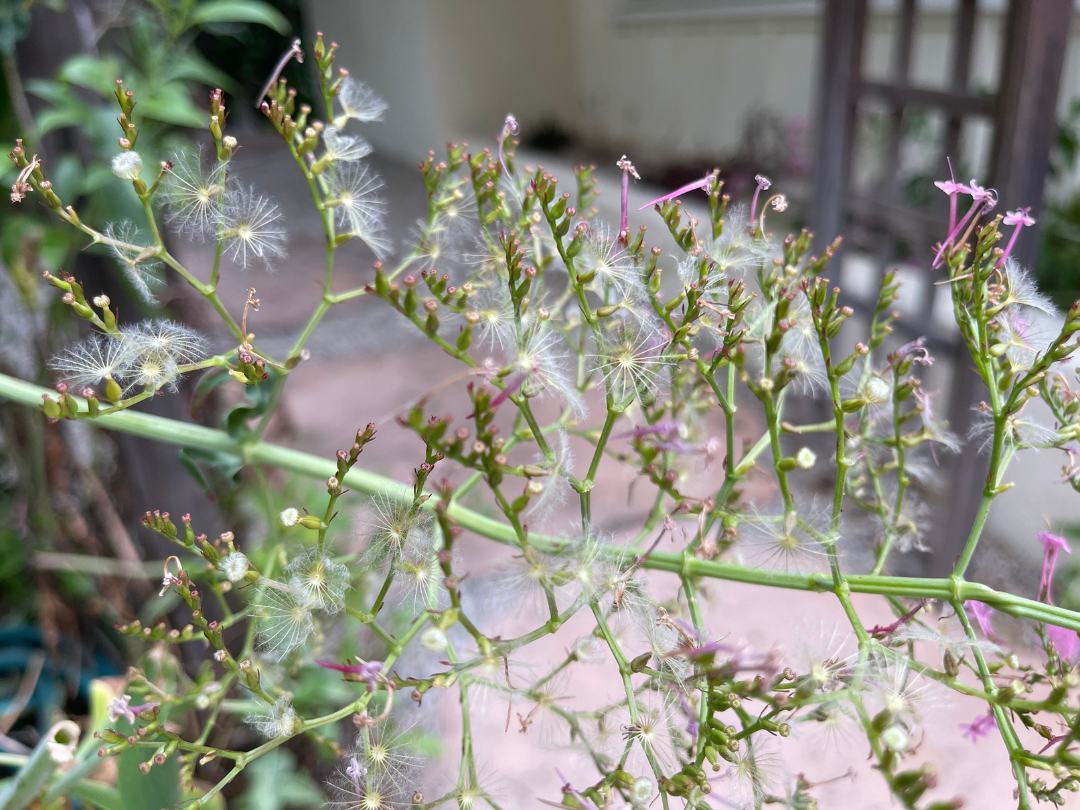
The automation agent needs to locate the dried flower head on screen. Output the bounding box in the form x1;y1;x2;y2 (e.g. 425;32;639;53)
218;186;287;269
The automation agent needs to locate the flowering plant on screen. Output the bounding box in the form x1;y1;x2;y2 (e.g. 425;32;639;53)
3;35;1080;810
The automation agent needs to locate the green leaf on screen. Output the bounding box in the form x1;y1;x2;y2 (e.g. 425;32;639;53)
24;78;75;106
190;366;231;411
165;52;238;93
235;750;323;810
186;1;290;33
36;106;89;136
117;740;179;809
57;54;124;96
139;84;206;128
69;779;125;810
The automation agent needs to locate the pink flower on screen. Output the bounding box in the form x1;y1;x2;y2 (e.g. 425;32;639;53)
638;172;717;210
934;158;964;233
107;694;158;724
965;600;995;638
995;207;1036;268
1038;531;1071;604
891;337;934;367
1047;624;1080;661
316;658;384;691
959;710;995;743
749;173;772;222
616;155;640;239
932;178;997;268
498;114;519;182
613;420;680;442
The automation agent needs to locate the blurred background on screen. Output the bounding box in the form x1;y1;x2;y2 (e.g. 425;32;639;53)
2;0;1080;806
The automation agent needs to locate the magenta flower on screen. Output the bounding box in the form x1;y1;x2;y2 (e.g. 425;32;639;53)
891;337;935;367
934;158;964;234
677;691;700;742
965;600;995;638
959;710;995;743
613;420;680;442
107;694;158;724
1047;624;1080;661
316;658;384;691
995;207;1036;268
638;171;717;210
616;155;640;239
498;114;519;182
933;179;997;268
1038;531;1071;604
749;173;772;222
489;371;526;411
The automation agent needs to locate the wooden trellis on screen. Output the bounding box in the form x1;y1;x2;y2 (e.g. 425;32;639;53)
808;0;1072;575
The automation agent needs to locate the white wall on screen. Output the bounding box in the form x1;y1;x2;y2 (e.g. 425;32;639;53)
304;0;578;163
308;1;1080;185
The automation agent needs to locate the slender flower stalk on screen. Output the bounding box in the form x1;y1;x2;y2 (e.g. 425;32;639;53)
749;173;771;221
638;171;716;210
616;154;640;240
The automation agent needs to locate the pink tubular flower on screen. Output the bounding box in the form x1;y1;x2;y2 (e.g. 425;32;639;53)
498;114;519;182
1038;531;1071;604
995;207;1036;268
638;171;717;210
107;694;158;724
749;173;772;221
933;179;997;268
616;155;640;240
965;600;995;638
934;158;964;234
489;371;526;411
891;336;935;368
959;710;996;743
677;691;700;742
316;658;384;691
1047;624;1080;662
613;420;680;442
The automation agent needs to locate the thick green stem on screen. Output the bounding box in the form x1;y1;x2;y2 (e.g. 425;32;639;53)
2;373;1078;631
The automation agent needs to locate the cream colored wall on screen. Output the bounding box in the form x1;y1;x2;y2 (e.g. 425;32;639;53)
306;1;1080;175
304;0;578;163
565;2;821;160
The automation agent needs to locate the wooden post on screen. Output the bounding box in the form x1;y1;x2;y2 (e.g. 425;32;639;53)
931;0;1072;576
809;0;867;254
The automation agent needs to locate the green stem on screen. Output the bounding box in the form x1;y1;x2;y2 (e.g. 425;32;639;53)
2;373;1078;631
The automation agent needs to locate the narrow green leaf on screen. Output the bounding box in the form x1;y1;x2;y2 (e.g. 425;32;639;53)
187;1;290;33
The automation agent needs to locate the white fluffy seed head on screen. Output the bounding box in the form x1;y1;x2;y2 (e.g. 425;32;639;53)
245;695;299;739
335;77;387;125
160;150;228;239
328;161;389;258
219;186;287;270
220;552;250;583
111;151;143;180
286;550;350;614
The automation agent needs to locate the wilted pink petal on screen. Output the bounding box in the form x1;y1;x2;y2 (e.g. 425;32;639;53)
1038;531;1071;604
1047;624;1080;661
966;600;995;638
